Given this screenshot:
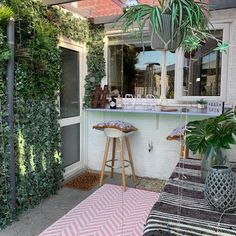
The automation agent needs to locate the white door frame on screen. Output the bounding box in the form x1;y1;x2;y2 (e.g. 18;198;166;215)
59;37;87;180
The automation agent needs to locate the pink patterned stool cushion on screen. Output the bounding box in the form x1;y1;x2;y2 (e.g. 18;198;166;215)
167;126;186;140
93;120;137;133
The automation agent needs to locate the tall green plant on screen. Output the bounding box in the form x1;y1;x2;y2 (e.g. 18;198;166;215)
119;0;210;50
118;1;228;100
186;110;236;154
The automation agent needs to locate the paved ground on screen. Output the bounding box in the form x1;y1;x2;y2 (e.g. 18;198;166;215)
0;173;135;236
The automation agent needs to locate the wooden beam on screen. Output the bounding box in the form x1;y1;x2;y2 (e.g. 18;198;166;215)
209;0;236;10
43;0;81;6
112;0;123;8
91;15;120;24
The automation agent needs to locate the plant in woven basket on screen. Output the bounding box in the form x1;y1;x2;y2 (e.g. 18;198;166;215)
204;166;236;212
186;109;236;180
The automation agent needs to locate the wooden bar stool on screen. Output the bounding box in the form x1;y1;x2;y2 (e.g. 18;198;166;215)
100;128;137;192
167;126;189;159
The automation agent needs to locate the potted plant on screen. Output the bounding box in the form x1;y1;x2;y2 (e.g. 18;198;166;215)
118;1;228;102
197;98;207;109
186;109;236;180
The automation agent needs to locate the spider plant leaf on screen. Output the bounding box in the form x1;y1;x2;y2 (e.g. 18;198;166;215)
214;42;229;53
171;2;177;40
177;0;183;28
183;5;193;27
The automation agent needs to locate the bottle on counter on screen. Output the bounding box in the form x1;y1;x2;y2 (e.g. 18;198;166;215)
110;96;116;109
116;95;122;109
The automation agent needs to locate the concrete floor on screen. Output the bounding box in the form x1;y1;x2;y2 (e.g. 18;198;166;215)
0;173;135;236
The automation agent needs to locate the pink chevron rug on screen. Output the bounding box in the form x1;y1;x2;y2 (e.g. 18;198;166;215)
39;184;159;236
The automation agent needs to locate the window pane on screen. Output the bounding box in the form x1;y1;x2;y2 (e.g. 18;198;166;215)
60;48;80;118
109;45;176;98
183;30;223;96
61;124;80;167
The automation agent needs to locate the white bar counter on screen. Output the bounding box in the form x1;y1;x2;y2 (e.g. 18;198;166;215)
85;108;235;180
86;108;217;117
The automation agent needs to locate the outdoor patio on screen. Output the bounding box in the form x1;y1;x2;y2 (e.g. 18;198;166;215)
1;0;236;235
0;174;136;236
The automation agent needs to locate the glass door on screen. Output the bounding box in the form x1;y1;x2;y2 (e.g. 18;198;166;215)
59;46;82;175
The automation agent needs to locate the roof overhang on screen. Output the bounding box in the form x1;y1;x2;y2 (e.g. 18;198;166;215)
209;0;236;10
43;0;80;6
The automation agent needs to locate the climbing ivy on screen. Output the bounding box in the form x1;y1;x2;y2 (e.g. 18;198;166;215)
0;0;75;228
0;0;104;228
58;10;89;43
0;0;63;222
0;27;13;228
84;24;106;107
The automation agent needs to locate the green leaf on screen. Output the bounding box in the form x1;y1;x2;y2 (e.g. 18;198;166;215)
214;42;229;53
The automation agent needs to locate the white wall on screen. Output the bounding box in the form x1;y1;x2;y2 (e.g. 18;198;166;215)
86;111;229;180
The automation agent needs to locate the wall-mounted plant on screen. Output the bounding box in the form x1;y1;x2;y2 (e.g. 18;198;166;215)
0;0;104;228
57;9;89;44
84;24;106;108
0;0;64;228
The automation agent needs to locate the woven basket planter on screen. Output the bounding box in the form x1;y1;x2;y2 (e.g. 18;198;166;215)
204;165;236;212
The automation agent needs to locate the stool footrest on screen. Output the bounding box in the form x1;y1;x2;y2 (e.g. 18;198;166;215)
105;159;130;169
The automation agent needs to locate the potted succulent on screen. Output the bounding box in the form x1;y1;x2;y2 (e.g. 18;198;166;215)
186;109;236;180
197;99;207;109
118;1;228;101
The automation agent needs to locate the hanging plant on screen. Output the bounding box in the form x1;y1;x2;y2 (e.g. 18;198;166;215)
118;0;228;100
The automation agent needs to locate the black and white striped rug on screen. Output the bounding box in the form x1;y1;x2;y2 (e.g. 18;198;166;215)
143;159;236;236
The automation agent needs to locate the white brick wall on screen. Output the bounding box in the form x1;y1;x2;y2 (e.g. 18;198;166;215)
85;110;236;180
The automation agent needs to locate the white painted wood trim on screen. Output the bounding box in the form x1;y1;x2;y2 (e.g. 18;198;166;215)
64;162;85;180
59;37;87;176
176;23;230;102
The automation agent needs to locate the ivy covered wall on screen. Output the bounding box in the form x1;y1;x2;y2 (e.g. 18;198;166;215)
84;24;106;107
0;0;105;229
0;10;13;227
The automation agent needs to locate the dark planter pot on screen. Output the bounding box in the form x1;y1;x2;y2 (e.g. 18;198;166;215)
204;165;236;212
149;14;181;51
184;50;196;58
201;146;228;181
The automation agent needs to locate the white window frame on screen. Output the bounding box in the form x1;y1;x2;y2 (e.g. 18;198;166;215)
175;23;230;101
59;36;87;179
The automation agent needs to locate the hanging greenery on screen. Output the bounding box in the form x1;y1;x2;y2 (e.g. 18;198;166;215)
46;7;89;44
0;0;91;228
0;0;104;228
0;27;13;228
1;0;63;221
58;10;89;43
84;24;106;107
